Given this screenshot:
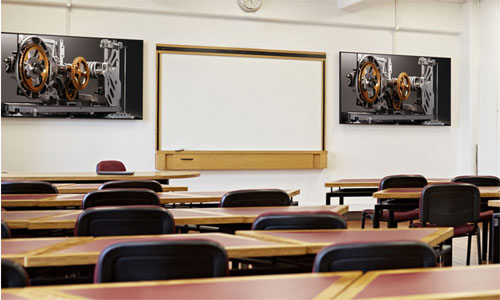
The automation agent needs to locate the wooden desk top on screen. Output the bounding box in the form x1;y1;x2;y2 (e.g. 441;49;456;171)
1;237;92;267
1;272;362;300
1;171;200;181
237;228;453;254
337;264;500;299
1;189;301;207
488;199;500;207
5;205;345;230
23;209;247;230
325;178;450;188
374;186;500;199
23;233;306;267
0;210;72;229
54;183;188;194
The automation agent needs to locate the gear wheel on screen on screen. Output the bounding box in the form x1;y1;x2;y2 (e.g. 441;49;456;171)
70;56;90;90
396;72;411;101
18;43;49;93
65;81;78;100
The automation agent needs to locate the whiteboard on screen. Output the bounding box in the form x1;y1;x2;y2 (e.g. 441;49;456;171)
157;46;325;151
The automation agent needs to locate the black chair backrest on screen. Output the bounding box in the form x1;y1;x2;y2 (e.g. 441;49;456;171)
452;175;500;186
95;240;228;283
220;189;290;207
379;175;428;190
82;189;160;210
75;206;175;236
313;241;436;273
420;183;480;226
252;211;347;230
99;180;163;193
1;259;29;288
1;181;58;194
2;221;11;239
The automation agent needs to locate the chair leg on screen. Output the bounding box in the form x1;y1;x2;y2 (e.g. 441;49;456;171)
361;213;367;229
476;227;482;265
466;234;472;266
482;221;488;261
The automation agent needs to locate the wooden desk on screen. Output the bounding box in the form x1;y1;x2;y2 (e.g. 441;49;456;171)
488;199;500;207
371;186;500;229
237;228;453;254
0;210;73;229
324;178;450;205
374;186;500;200
5;205;346;230
54;183;188;193
337;264;500;299
1;272;362;300
1;189;300;208
186;205;349;223
2;171;200;184
23;233;306;267
1;237;92;266
23;209;246;230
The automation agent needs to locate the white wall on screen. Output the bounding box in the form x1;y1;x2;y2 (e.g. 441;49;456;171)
1;0;477;209
477;0;500;175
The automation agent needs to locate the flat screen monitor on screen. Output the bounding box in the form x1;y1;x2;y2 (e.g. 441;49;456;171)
339;51;451;125
1;32;143;119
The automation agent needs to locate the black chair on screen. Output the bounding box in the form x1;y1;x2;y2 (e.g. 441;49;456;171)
252;211;347;230
452;175;499;261
313;241;436;273
1;259;29;288
220;189;291;207
361;175;428;228
1;221;11;239
94;240;228;283
75;206;175;236
1;181;58;194
81;189;160;210
99;180;163;193
415;183;482;265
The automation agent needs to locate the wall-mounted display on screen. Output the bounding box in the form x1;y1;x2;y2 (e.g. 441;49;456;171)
339;51;451;125
1;32;143;119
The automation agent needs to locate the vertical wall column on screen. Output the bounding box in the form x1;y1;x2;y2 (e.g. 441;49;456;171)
477;0;500;175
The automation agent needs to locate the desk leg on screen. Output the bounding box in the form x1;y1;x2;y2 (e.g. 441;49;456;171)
443;238;453;267
373;204;381;229
326;193;331;206
388;210;396;228
492;213;499;263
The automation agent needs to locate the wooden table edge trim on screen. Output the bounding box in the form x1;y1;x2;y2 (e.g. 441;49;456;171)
2;271;362;292
335;265;500;300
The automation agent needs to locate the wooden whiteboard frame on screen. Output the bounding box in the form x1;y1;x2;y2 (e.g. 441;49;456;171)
155;44;327;170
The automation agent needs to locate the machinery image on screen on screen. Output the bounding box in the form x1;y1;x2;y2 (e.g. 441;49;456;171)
1;32;143;119
339;51;451;125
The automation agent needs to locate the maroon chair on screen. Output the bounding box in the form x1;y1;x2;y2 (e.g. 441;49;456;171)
94;240;228;283
413;183;481;265
451;175;499;261
252;211;347;230
361;175;428;228
96;160;126;172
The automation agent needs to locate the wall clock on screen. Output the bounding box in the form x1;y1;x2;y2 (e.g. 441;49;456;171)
238;0;262;12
